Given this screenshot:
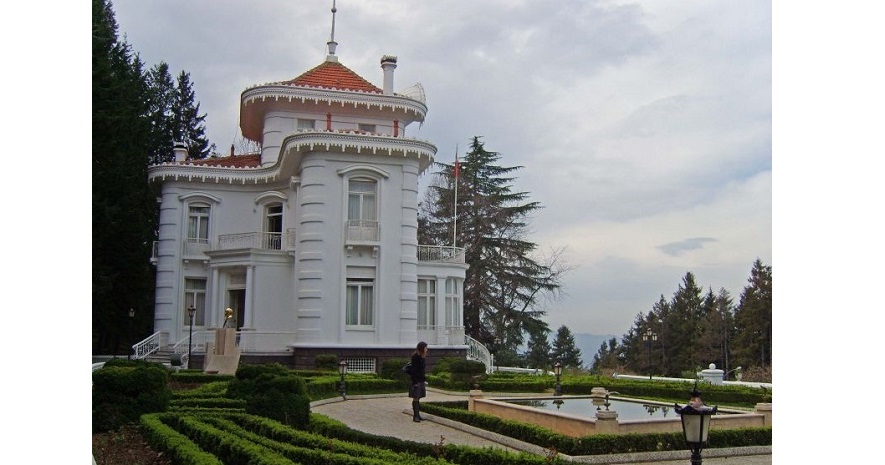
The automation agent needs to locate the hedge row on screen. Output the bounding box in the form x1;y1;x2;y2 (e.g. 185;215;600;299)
140;414;224;465
422;401;772;456
207;414;453;465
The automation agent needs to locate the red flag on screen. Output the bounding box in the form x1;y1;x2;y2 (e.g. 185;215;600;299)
454;154;460;179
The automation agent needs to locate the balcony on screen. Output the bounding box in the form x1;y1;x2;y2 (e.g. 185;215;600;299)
417;325;466;346
345;219;379;243
417;245;465;263
215;231;291;252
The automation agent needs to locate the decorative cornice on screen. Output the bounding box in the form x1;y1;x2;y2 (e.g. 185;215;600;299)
282;131;437;159
148;132;437;185
241;85;428;119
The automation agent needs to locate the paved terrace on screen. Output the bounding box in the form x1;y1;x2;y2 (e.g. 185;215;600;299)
311;388;772;465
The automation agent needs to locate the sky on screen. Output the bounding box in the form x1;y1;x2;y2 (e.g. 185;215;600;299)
108;0;772;337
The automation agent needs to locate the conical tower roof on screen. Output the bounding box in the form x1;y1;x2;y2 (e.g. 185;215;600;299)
279;60;382;94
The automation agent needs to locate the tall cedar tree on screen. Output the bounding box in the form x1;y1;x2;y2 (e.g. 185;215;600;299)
551;325;583;369
733;259;772;369
419;136;564;350
92;0;157;354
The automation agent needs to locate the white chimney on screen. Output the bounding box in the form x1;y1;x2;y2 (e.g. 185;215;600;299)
173;142;188;162
380;55;398;95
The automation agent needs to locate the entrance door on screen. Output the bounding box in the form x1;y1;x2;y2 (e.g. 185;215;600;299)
228;289;246;329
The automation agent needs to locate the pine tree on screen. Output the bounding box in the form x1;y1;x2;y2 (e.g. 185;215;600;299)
146;62;177;164
172;70;213;159
551;325;583;369
419;136;568;350
92;0;157;354
668;272;705;374
696;287;735;375
591;337;622;374
733;259;772;369
524;327;552;369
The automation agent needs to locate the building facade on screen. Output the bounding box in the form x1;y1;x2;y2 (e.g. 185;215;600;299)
147;21;468;371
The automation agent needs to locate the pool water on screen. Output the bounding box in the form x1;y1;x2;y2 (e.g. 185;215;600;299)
507;397;681;421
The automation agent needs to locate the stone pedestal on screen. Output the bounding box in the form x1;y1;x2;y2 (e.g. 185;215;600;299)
468;390;483;411
594;410;619;434
754;402;772;427
203;328;241;375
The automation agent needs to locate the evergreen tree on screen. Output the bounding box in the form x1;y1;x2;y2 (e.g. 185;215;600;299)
733;259;772;369
524;327;552;369
668;272;705;374
145;62;177;164
696;287;735;375
172;70;213;159
551;325;583;369
92;0;157;354
419;136;568;350
590;337;622;374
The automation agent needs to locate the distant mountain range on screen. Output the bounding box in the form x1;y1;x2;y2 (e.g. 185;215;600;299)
574;333;617;367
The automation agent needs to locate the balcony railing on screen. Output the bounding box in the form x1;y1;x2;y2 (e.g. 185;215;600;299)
345;219;379;242
417;245;465;263
184;238;210;256
215;232;286;251
416;325;466;346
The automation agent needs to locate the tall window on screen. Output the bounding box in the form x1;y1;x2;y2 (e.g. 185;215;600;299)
346;278;374;326
417;278;436;329
348;179;377;222
445;278;461;327
187;205;210;243
264;203;283;249
183;278;206;326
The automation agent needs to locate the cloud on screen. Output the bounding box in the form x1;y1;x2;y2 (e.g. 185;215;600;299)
657;237;717;257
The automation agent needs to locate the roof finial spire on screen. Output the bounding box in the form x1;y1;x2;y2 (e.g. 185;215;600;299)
326;0;338;61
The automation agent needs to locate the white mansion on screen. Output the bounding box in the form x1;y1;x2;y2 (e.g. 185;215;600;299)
141;20;476;372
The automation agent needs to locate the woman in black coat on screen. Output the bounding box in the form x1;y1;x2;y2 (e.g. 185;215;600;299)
409;341;428;422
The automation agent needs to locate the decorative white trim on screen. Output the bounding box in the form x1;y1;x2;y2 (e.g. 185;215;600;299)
148;132;436;185
253;191;288;205
241;85;428;119
178;192;221;204
336;164;390;179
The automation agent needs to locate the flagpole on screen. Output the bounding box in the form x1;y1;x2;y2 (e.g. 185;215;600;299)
453;144;459;248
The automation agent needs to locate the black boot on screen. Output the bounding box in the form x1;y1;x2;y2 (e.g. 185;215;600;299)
412;400;422;422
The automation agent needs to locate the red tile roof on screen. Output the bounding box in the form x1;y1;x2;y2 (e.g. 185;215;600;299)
183;153;261;168
280;60;382;93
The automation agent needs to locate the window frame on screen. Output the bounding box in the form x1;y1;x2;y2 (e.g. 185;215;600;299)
183;277;207;326
345;277;375;328
417;278;437;329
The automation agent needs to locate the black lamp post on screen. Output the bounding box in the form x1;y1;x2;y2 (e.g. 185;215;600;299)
642;328;657;379
186;305;196;370
338;360;348;400
675;382;718;465
127;308;135;360
553;362;563;396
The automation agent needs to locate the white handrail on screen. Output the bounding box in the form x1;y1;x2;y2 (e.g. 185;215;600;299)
131;331;166;360
465;335;494;374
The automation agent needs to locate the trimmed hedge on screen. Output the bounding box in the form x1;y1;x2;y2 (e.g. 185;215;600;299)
422;401;772;456
92;364;172;432
226;364;311;428
140;413;224;465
